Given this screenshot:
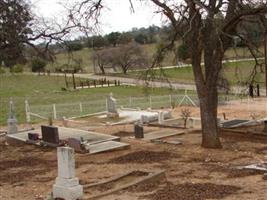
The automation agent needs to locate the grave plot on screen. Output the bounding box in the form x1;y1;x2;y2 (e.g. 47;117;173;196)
6;126;119;144
148;117;202;129
148;118;184;128
152;137;183;145
82;170;165;199
106;109;168;125
1;124;267;200
128;122;186;143
88;141;130;154
220;123;267;140
221;119;250;128
142;129;185;141
143;182;241;200
79;109;168;125
6;126;130;154
237;163;267;173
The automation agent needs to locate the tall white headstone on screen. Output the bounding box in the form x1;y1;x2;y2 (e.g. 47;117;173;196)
106;93;119;117
53;147;83;200
158;111;164;125
7;99;17;134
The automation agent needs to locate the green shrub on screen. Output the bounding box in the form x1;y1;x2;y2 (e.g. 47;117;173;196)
10;64;24;73
0;67;5;74
67;42;83;51
31;58;47;72
177;43;190;61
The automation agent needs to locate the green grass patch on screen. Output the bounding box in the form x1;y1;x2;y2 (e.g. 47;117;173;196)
115;59;265;86
46;44;264;74
0;74;191;125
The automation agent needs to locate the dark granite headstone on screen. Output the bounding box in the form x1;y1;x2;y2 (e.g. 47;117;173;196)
41;125;59;144
134;124;144;139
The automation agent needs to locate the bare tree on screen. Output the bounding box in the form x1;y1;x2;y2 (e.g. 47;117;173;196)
111;43;148;74
92;48;113;74
180;108;191;128
149;0;267;148
71;0;267;148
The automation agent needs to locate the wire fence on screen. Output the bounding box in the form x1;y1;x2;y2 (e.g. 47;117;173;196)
26;94;236;122
1;93;250;124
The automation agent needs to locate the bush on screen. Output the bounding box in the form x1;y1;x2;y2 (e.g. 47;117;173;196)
177;43;190;61
31;58;47;72
0;67;5;74
67;42;83;51
134;33;148;44
10;64;24;73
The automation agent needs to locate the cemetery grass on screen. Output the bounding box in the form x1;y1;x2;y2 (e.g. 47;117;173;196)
0;74;186;125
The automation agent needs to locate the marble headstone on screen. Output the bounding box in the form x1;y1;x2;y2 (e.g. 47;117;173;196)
53;147;83;200
106;93;119;117
7;99;18;134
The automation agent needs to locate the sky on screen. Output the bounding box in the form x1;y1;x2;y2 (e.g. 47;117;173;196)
30;0;164;35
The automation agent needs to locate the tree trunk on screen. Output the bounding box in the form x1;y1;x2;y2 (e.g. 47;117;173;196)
122;67;127;74
99;65;105;74
198;86;222;148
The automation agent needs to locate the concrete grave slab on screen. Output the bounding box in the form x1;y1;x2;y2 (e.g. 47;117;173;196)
221;119;250;128
87;141;130;154
105;109;172;125
149;118;184;128
149;117;202;129
6;127;120;146
152;138;183;145
237;163;267;172
143;129;185;141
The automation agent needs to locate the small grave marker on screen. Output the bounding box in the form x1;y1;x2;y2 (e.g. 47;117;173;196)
134;123;144;139
158;111;164;125
7;99;18;134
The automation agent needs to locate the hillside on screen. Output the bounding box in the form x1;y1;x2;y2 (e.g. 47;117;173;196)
45;44;264;74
